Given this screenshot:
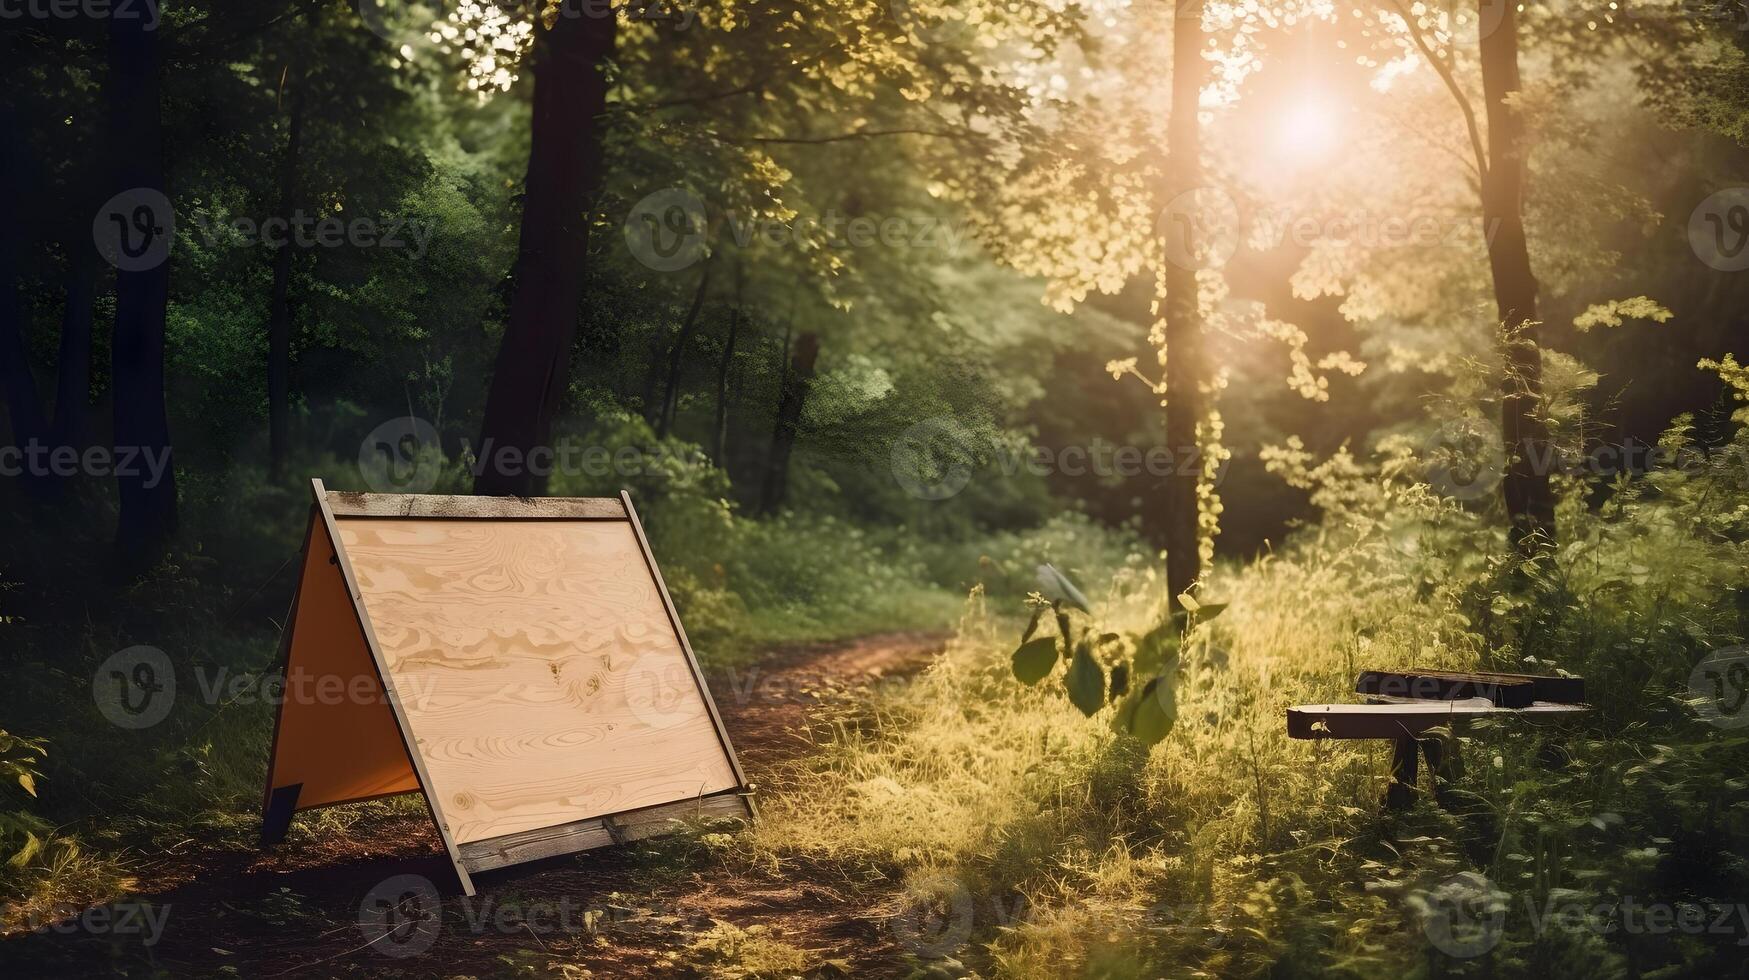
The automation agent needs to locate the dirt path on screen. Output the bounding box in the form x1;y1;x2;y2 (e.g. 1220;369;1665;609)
1;632;948;978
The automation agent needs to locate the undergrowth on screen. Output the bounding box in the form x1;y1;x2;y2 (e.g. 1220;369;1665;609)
738;359;1749;978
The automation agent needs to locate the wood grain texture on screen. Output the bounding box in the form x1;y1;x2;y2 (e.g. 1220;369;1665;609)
337;517;740;845
326;491;624;520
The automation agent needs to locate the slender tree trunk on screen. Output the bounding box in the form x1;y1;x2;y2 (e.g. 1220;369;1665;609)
268;67;305;483
1159;0;1208;615
640;335;667;426
712;267;743;464
1478;1;1555;554
474;12;617;496
0;109;46;456
760;331;818;515
108;10;178;563
657;258;713;439
49;242;97;457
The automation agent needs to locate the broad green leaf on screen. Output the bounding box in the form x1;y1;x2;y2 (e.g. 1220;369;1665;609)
1012;637;1059;685
17;773;35;797
1195;603;1228;622
1111;676;1177;745
1064;643;1105;717
1036;563;1092;613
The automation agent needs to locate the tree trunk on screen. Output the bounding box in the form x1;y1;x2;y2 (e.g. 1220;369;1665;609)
474;12;617;496
0;108;46;456
1159;0;1208;615
640;332;667;425
268;67;305;483
107;11;178;564
49;242;97;457
657;258;713;439
760;331;818;515
712;268;743;464
1477;1;1555;554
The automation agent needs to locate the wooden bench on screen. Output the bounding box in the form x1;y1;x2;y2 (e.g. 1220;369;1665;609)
1287;670;1589;809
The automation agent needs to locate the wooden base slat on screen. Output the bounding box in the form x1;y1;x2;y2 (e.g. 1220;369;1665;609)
1287;700;1588;740
458;791;751;874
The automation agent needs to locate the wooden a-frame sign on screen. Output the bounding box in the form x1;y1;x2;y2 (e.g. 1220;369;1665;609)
261;479;752;894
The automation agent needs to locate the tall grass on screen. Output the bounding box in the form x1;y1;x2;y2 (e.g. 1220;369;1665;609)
742;365;1749;978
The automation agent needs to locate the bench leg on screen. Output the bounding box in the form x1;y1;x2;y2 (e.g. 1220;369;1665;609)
1385;736;1419;811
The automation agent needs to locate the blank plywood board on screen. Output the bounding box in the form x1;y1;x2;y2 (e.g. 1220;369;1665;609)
335;516;740;845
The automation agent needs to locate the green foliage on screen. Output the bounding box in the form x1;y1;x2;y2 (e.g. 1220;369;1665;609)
1007;563;1192;741
0;729;46;803
1009;636;1057;686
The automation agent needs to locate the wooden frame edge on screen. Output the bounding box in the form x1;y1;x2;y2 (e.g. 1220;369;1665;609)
311;478;478;896
619;491;754;806
325;490;623;520
259;505;318;831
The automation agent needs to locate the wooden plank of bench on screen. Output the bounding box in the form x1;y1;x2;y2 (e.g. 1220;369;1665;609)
1287;699;1589;740
1355;670;1536;708
1356;669;1584;706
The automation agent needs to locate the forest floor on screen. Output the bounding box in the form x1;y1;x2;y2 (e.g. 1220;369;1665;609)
0;632;949;978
